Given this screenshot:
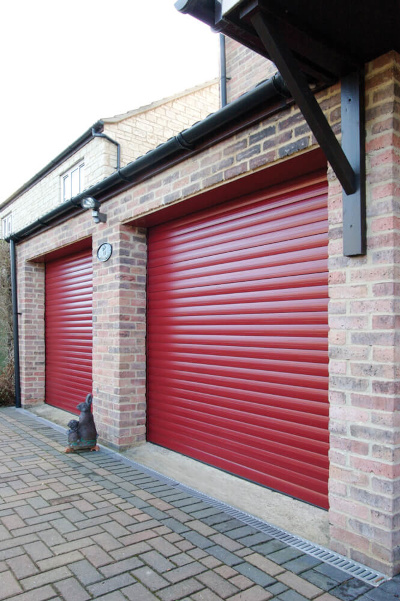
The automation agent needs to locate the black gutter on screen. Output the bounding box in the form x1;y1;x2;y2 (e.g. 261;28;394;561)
9;239;21;408
7;73;291;243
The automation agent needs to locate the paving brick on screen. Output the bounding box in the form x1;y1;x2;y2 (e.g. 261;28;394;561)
301;569;339;592
275;590;309;600
80;544;113;567
234;561;277;587
200;555;223;568
100;556;143;577
122;582;161;600
1;514;26;530
111;541;152;560
164;560;208;583
5;585;56;601
186;520;217;537
69;559;104;585
91;532;123;551
245;552;286;576
230;574;254;590
20;566;72;590
182;530;214;549
23;540;53;561
54;577;91;601
197;569;240;598
139;550;175;572
228;585;273;600
50;537;95;555
277;571;324;598
132;565;170;590
87;572;136;596
149;536;181;557
215;565;238;579
109;511;138;526
192;589;228;601
268;547;305;565
171;552;195;566
126;519;161;533
157;577;205;601
0;571;23;599
210;533;244;552
37;529;66;547
176;539;196;552
37;550;83;571
92;592;127;601
207;545;244;566
7;554;39;578
101;520;131;538
329;579;375;601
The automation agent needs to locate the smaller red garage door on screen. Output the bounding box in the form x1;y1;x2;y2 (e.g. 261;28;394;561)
147;170;329;509
45;249;93;414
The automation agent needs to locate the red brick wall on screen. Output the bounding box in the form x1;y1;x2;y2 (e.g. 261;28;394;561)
92;223;147;448
225;37;277;101
328;51;400;576
14;50;400;576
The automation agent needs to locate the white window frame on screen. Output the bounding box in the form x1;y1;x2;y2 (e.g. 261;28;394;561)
61;161;85;202
1;213;12;239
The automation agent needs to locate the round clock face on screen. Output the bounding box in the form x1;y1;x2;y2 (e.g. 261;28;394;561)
97;243;112;262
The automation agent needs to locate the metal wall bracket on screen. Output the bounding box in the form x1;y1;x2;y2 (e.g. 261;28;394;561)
249;9;366;256
341;71;366;256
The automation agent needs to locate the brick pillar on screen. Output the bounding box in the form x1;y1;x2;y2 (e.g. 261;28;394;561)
17;253;45;406
328;51;400;576
92;224;147;449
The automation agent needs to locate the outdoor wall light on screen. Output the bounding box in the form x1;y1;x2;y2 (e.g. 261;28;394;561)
80;197;107;224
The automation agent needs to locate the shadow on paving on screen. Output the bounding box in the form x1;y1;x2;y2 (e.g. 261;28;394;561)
0;407;398;601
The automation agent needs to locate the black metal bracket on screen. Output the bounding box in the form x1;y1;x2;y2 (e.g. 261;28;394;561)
249;8;366;256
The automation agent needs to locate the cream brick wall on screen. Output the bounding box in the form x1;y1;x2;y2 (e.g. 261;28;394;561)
0;137;110;236
1;81;220;237
103;80;220;167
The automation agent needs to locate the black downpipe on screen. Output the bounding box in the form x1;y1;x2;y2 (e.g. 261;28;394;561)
92;128;121;170
9;239;21;408
220;34;228;107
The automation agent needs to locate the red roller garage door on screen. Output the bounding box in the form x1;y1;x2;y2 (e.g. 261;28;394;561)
147;170;329;509
45;249;93;414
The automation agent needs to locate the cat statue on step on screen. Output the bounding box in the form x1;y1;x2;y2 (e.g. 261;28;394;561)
65;393;99;453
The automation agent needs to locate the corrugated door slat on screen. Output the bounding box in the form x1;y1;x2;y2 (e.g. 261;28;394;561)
45;249;93;414
147;171;329;509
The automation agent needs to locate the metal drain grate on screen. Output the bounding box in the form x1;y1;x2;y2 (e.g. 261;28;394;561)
17;409;389;587
120;461;389;587
174;484;389;586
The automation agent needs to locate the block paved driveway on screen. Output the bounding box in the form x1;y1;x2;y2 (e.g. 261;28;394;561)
0;408;398;601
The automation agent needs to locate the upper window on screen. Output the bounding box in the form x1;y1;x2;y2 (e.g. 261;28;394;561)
1;213;12;239
61;161;85;202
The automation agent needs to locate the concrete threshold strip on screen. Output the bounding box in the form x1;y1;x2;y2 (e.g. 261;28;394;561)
18;408;389;588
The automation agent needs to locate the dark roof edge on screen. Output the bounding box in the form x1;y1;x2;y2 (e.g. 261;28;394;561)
7;74;291;243
1;120;104;210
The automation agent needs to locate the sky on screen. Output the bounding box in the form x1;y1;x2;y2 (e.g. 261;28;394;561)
0;0;220;203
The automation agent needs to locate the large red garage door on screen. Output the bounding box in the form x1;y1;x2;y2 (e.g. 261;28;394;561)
147;170;329;509
45;249;93;414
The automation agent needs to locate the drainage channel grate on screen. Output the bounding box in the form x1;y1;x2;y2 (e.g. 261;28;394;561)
18;410;389;587
121;460;389;588
175;484;389;587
